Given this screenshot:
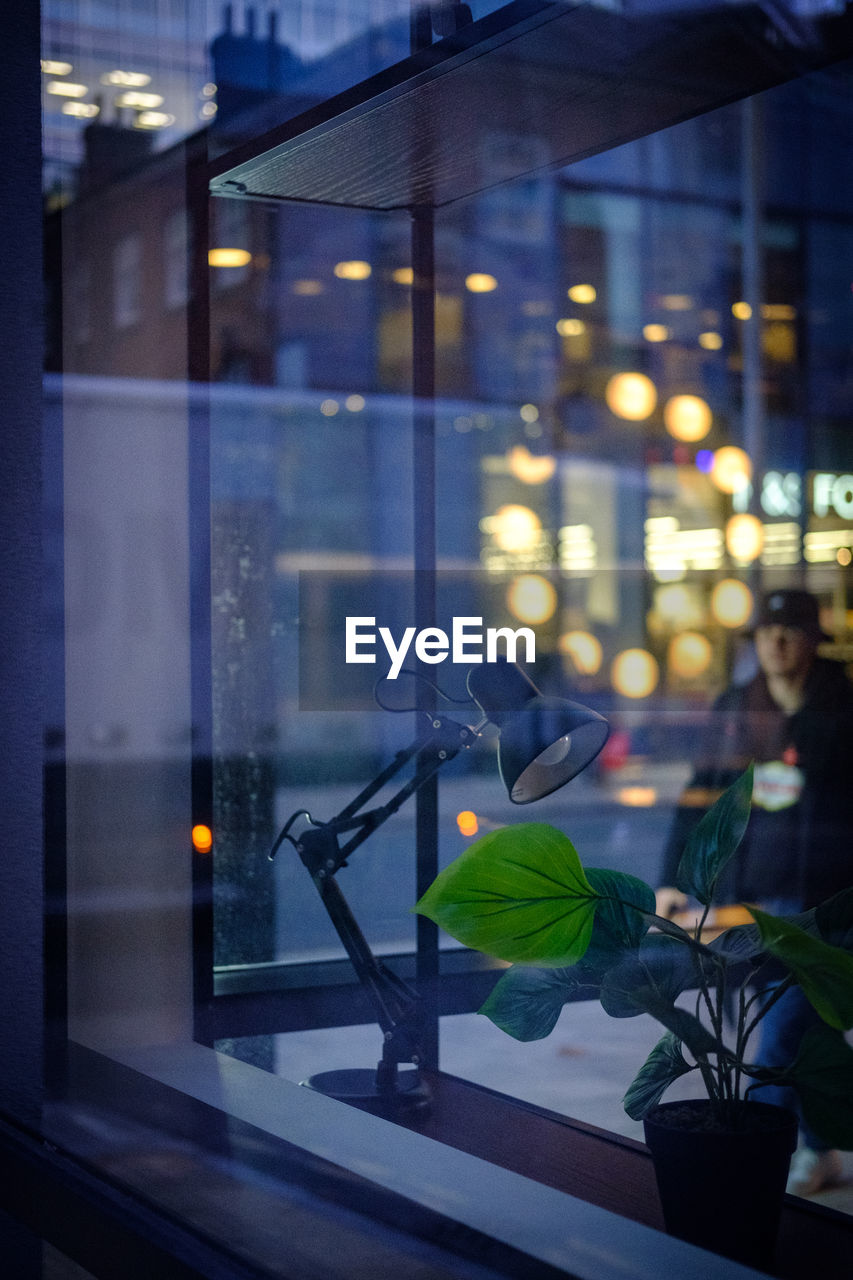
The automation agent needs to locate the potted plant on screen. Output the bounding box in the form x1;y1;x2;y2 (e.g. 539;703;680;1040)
414;766;853;1268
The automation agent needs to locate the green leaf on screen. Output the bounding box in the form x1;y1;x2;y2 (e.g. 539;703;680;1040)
749;908;853;1031
414;823;599;966
775;1024;853;1150
479;964;598;1041
815;887;853;952
623;1032;695;1121
709;922;763;964
599;936;719;1061
675;765;753;906
585;867;655;951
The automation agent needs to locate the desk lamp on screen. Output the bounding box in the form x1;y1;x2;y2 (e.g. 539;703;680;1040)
269;657;608;1118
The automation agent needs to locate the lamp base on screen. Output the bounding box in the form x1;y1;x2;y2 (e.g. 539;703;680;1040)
300;1067;431;1120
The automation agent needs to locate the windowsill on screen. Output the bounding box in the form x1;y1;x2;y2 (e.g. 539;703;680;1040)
39;1037;839;1280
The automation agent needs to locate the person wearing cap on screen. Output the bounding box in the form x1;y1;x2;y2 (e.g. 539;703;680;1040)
657;588;853;1196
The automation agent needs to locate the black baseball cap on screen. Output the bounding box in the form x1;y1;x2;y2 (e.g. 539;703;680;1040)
748;589;829;640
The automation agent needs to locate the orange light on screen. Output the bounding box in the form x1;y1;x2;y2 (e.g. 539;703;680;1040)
507;445;556;485
668;631;713;679
711;579;753;628
192;824;213;854
506;574;557;624
605;372;657;421
711;446;752;495
725;513;764;563
617;786;658;808
664;394;712;443
559;630;603;675
611;648;659;699
457;811;479;837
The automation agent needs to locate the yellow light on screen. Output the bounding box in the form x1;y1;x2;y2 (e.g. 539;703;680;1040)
488;504;542;553
466;273;498;293
41;60;73;75
605;372;657;421
202;82;217;97
136;111;175;129
334;260;372;280
320;399;339;417
559;630;603;675
838;547;852;567
292;279;323;295
208;248;251;268
507;445;556;485
617;786;658;808
711;446;752;495
699;331;724;351
556;318;586;337
711;579;753;628
660;294;693;311
201;102;217;119
668;631;713;679
102;70;152;86
506;574;557;624
654;583;696;627
46;81;88;98
115;91;164;109
732;301;753;321
192;824;213;854
761;304;796;320
726;513;764;562
345;395;366;412
392;267;414;284
568;284;596;304
664;394;713;443
457;811;479;837
62;101;99;118
643;324;670;343
611;649;659;699
520;403;539;423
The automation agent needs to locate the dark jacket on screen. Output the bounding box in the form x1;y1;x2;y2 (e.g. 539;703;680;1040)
661;657;853;909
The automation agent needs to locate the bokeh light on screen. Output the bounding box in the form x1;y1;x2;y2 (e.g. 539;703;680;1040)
192;824;213;854
711;446;752;495
611;648;659;698
559;630;603;675
605;372;657;421
664;394;713;443
668;631;713;679
507;445;556;485
711;579;754;628
334;260;372;280
466;273;498;293
725;513;764;562
457;811;479;837
506;574;557;624
487;504;542;553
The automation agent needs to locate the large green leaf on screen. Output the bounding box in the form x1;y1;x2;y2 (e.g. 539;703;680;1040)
675;765;754;906
815;887;853;952
414;823;599;965
623;1032;695;1121
479;964;597;1041
599;937;719;1061
774;1024;853;1150
749;908;853;1031
585;867;655;951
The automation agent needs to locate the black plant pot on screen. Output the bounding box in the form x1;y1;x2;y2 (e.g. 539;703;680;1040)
644;1099;798;1269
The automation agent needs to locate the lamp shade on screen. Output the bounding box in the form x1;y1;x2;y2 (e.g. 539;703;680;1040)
467;659;609;803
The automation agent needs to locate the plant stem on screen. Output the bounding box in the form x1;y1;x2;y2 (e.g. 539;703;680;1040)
741;973;796;1049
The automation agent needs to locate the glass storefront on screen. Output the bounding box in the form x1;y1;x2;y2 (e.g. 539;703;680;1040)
5;0;853;1274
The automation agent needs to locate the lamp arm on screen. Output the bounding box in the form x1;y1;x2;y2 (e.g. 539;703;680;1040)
271;714;477;1080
